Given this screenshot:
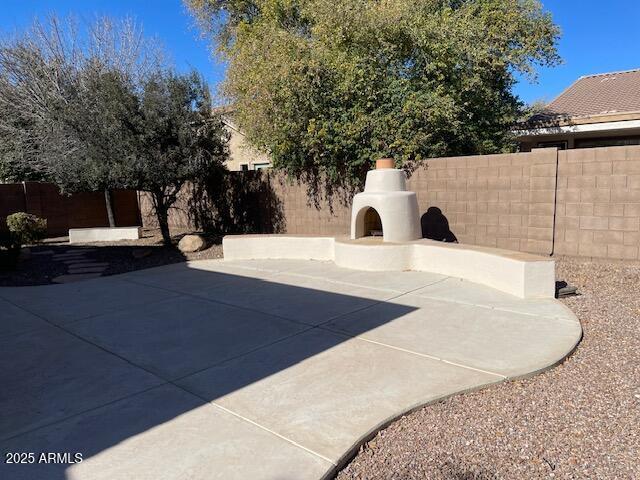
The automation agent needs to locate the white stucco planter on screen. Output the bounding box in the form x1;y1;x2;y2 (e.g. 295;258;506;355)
69;227;141;244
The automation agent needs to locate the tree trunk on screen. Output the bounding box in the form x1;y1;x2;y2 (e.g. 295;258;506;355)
154;192;172;246
104;188;116;228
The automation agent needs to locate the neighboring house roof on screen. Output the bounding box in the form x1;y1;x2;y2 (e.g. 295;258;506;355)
547;68;640;117
524;68;640;128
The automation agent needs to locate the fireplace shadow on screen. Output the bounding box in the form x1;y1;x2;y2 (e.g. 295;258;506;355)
421;207;458;243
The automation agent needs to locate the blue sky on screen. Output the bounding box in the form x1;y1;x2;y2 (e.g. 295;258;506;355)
1;0;639;105
0;0;227;99
520;0;640;103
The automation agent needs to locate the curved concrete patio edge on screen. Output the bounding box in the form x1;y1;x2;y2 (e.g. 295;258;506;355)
327;335;578;479
322;380;499;479
223;234;556;298
324;328;583;480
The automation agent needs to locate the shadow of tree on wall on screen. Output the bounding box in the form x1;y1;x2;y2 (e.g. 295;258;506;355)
288;169;360;216
188;170;286;234
421;207;458;243
289;159;430;219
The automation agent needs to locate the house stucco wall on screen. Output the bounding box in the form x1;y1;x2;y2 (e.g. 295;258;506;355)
223;123;272;171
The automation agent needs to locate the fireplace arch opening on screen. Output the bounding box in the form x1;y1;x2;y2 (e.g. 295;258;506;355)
355;207;383;238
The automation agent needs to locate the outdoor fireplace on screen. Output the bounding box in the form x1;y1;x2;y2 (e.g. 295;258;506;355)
350;158;421;243
225;161;557;299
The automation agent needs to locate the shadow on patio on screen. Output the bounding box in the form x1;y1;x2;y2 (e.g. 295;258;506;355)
0;263;427;479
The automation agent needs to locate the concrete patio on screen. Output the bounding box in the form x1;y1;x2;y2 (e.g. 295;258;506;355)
0;259;581;480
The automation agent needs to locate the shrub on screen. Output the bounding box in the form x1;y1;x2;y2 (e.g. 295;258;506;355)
6;212;47;246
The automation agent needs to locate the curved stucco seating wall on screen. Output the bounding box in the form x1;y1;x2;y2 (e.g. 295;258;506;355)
333;240;414;272
350;169;421;243
409;241;555;299
222;235;335;262
223;235;556;299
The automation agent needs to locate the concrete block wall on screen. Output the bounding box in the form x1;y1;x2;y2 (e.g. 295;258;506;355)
554;146;640;260
271;146;640;261
143;145;640;261
269;179;351;236
1;182;140;236
407;148;558;255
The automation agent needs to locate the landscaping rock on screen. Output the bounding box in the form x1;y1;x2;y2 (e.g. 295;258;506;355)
178;234;208;253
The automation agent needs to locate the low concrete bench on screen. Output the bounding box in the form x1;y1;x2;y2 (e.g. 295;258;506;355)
69;227;141;244
223;234;556;299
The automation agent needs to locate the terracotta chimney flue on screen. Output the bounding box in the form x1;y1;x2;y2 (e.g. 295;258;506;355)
376;158;394;170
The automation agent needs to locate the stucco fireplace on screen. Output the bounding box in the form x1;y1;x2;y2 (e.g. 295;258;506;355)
350;158;421;243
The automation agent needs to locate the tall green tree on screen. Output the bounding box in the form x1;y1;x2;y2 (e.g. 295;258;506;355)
187;0;560;189
135;70;229;245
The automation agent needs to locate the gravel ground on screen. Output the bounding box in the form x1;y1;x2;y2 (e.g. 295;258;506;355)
337;258;640;479
0;228;223;286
